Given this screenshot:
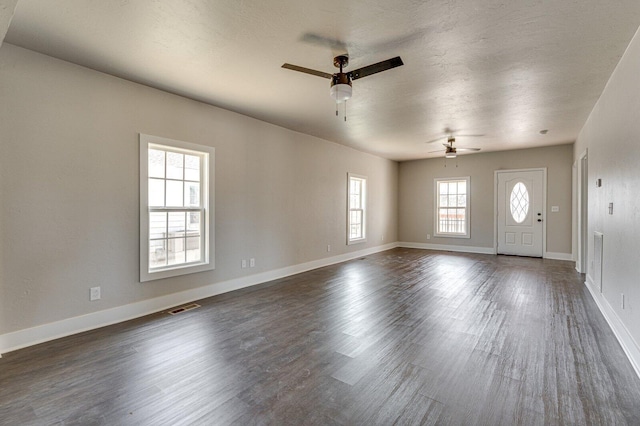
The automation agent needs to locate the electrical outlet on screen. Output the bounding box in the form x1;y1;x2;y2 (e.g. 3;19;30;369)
381;235;384;242
551;206;559;212
90;286;101;301
241;259;247;269
327;244;331;252
250;258;255;268
427;234;431;240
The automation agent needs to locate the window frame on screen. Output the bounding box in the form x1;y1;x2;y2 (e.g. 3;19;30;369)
347;173;367;245
434;176;471;239
140;134;215;282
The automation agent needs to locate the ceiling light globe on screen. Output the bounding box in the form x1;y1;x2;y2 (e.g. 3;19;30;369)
330;83;352;103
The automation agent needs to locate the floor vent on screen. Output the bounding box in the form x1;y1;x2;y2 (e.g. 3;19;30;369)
167;303;201;315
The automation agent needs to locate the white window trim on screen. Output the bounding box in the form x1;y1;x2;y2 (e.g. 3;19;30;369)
434;176;471;239
140;134;215;282
347;173;367;245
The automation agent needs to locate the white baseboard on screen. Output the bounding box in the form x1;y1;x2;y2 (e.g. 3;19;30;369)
0;242;399;356
398;241;495;255
399;242;572;261
544;251;573;261
585;275;640;379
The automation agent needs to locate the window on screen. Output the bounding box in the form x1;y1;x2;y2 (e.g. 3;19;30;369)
140;134;215;282
347;173;367;244
510;182;530;223
435;177;470;238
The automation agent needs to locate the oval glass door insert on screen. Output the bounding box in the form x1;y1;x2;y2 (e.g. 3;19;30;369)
510;182;529;223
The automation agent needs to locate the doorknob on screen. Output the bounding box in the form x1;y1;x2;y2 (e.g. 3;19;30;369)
537;213;542;216
537;219;543;222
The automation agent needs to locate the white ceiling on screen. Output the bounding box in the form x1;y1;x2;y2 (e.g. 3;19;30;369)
3;0;640;161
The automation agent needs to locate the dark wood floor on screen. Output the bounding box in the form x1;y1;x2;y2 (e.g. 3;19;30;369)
2;248;640;425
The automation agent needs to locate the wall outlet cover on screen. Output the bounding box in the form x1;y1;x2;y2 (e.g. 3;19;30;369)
90;286;101;301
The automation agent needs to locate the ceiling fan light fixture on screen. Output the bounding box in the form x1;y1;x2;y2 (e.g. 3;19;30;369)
445;145;457;158
330;83;352;102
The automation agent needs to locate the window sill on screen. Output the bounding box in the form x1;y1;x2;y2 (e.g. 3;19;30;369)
347;238;367;245
434;233;470;239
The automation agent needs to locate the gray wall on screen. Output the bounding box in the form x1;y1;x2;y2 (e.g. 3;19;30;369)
574;26;640;350
0;44;398;335
398;144;574;255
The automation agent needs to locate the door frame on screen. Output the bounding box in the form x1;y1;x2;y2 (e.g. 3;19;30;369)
576;150;588;273
494;168;547;256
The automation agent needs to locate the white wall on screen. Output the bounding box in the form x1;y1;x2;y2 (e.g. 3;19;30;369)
398;144;574;256
575;26;640;373
0;44;398;344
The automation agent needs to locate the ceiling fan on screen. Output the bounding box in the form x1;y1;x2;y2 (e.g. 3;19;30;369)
428;136;481;158
282;54;404;105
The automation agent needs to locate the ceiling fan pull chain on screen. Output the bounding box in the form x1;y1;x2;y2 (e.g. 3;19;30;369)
344;101;347;122
336;103;339;117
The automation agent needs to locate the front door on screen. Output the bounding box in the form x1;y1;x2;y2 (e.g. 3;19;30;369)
496;169;544;257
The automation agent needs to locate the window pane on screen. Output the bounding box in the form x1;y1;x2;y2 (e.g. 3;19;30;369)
347;176;366;242
167;237;186;265
168;212;186;237
436;179;469;236
439;182;448;195
350;210;361;225
184;155;200;181
185;182;200;207
166;152;184;180
350;179;360;195
187;212;201;235
350;194;360;209
150;212;167;239
510;182;530;223
148;149;165;178
149;178;165;206
186;237;201;262
149;239;167;268
166;180;184;207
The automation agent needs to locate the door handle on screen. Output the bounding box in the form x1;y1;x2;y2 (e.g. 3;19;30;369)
537;219;543;222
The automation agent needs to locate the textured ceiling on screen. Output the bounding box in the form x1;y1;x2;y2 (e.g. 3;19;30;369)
4;0;640;160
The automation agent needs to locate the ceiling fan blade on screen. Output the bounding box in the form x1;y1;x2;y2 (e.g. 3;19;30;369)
424;137;445;144
428;149;444;153
454;134;485;138
281;63;333;79
299;33;349;51
350;56;404;80
456;147;481;152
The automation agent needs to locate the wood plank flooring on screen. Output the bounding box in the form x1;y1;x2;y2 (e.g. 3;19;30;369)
1;248;639;425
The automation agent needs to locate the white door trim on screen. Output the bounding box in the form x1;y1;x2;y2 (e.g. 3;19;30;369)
494;168;547;257
576;150;588;273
